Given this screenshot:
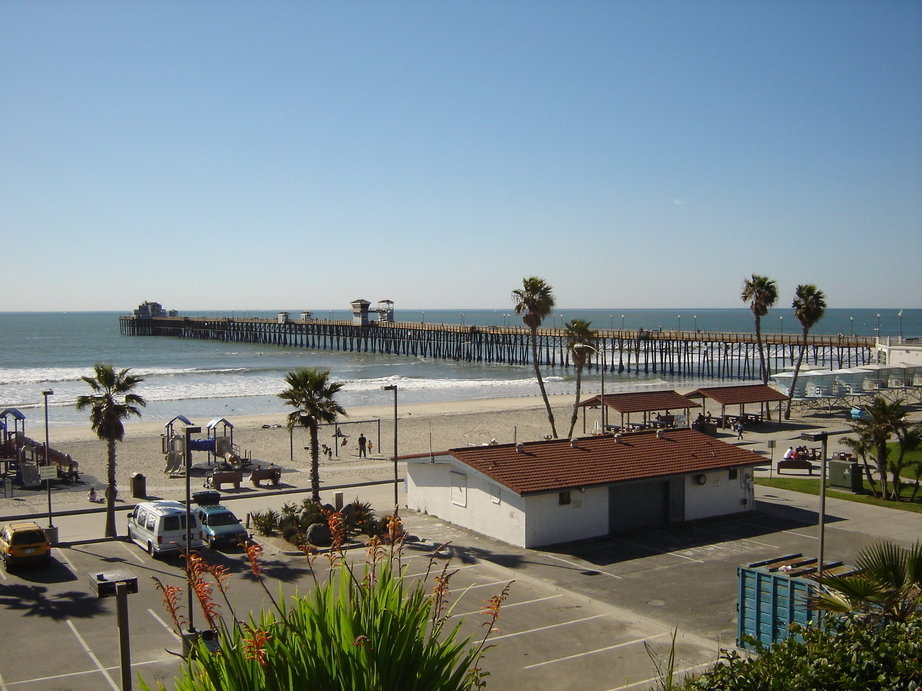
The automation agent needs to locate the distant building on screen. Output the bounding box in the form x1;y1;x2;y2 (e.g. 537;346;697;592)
405;429;764;548
134;301;166;318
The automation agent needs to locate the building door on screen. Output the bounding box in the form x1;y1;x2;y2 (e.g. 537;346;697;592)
608;480;669;533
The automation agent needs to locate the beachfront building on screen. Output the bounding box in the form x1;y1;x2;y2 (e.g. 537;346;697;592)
405;429;765;548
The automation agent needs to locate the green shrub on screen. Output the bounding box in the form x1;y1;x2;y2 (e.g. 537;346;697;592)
248;510;278;537
683;616;922;690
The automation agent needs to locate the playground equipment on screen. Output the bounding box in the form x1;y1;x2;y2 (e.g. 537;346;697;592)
162;415;250;475
1;408;79;488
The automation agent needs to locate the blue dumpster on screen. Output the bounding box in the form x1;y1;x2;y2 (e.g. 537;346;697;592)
737;554;855;649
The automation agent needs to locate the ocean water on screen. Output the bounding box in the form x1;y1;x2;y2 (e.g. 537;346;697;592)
1;308;917;428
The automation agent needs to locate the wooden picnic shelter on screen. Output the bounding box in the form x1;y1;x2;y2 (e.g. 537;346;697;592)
577;390;700;433
683;384;789;428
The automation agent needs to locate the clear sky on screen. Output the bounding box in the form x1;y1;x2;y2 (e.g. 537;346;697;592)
3;1;920;312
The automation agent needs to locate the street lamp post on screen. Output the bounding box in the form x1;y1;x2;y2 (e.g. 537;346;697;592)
42;390;54;533
898;309;903;339
677;314;681;331
876;313;881;338
574;344;605;431
183;424;201;645
383;385;398;516
779;315;783;335
693;315;697;332
620;314;625;331
849;316;854;337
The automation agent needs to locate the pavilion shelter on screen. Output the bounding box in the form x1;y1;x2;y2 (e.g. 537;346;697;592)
683;384;789;428
577;390;699;433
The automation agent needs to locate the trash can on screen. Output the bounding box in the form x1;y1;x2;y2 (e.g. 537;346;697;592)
130;472;147;499
43;526;59;546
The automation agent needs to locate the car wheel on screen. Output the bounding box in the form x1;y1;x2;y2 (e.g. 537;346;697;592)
147;542;155;557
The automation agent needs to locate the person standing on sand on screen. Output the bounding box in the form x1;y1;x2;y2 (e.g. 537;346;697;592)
358;433;367;458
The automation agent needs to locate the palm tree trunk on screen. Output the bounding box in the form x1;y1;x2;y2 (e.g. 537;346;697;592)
567;366;583;439
784;329;809;419
754;316;768;384
530;328;557;438
105;439;117;537
308;420;321;502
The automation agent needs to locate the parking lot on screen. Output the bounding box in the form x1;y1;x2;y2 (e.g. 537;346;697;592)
0;485;916;690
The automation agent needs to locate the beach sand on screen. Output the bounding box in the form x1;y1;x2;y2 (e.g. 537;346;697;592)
4;394;588;514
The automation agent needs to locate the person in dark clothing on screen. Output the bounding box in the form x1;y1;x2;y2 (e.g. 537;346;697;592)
358;433;367;458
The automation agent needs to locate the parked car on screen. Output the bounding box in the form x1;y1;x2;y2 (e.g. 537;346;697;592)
0;520;51;568
194;504;249;549
127;500;204;557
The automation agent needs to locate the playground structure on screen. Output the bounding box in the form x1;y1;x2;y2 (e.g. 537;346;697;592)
161;416;251;475
1;408;80;491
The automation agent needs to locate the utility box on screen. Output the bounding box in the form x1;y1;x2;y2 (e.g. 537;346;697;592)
828;460;863;492
130;473;147;498
737;554;855;649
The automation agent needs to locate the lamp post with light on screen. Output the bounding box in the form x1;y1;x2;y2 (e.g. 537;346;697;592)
42;390;55;539
183;424;201;645
574;343;605;431
383;385;399;515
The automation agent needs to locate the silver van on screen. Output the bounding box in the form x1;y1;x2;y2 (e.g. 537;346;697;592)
127;500;204;557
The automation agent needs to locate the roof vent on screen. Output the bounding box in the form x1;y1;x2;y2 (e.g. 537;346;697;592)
656;429;665;439
515;442;525;454
614;433;623;444
569;438;579;448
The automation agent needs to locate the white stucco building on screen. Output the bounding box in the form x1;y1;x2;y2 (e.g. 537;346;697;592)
405;428;765;548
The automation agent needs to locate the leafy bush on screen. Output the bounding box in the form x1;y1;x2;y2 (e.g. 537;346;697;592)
684;616;922;690
248;509;278;537
143;519;512;691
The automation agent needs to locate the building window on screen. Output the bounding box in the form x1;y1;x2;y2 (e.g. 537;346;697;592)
728;468;738;480
450;472;467;507
559;491;572;505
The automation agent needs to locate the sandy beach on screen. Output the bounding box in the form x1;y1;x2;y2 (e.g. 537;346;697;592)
3;394;587;515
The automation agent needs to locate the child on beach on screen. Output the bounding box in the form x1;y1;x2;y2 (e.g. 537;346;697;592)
87;487;97;502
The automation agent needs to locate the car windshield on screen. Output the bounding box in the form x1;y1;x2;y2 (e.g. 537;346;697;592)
11;530;45;545
207;512;238;527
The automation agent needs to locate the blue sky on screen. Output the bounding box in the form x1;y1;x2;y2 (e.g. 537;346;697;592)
3;2;920;312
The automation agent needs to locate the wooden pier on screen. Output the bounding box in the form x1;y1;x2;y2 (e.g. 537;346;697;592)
119;315;875;379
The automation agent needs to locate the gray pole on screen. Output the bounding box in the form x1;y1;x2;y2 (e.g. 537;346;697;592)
184;425;200;640
116;582;132;691
383;385;398;515
42;390;54;529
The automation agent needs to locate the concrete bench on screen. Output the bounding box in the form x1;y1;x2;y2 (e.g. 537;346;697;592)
777;459;814;475
209;470;243;490
250;466;281;488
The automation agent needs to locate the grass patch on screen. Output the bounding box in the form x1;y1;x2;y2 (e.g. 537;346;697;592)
755;476;922;514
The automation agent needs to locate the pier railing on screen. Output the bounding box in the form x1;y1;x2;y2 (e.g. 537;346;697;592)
119;315;875;379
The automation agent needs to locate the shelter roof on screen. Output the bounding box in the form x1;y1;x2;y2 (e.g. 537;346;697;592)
443;429;764;495
577;390;699;414
683;384;789;406
206;417;234;431
0;408;26;421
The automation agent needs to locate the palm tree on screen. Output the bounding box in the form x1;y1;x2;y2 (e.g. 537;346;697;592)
784;284;827;419
278;368;346;502
513;277;558;438
845;397;919;501
740;274;778;385
75;363;146;537
815;540;922;623
564;319;597;439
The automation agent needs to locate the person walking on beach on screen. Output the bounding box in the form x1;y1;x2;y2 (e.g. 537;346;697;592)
736;421;744;440
358;433;367;458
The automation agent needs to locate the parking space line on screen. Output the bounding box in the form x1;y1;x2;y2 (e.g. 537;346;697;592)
0;659;6;691
448;578;513;594
66;619;119;690
489;613;607;641
524;633;666;670
148;608;181;640
607;659;716;690
5;658;171;688
610;537;704;563
541;553;625;579
693;525;777;549
404;563;477;579
449;593;563;619
57;548;77;575
785;530;818;540
118;541;146;563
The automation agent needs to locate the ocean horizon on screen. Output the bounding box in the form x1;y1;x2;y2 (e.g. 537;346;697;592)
1;308;917;428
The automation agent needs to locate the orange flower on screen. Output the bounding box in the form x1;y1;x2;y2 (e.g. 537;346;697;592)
243;624;272;667
245;541;264;579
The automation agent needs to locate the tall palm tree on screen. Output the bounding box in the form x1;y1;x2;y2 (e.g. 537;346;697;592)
75;363;146;537
784;284;827;419
564;319;597;438
815;540;922;624
741;274;778;385
278;368;346;502
513;276;558;438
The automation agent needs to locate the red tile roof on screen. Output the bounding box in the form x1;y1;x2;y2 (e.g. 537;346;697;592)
577;390;700;414
684;384;789;405
446;429;764;495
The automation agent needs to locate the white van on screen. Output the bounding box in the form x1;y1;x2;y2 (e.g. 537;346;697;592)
127;501;204;557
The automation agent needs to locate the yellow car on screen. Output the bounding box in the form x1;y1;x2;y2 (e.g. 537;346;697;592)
0;521;52;568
